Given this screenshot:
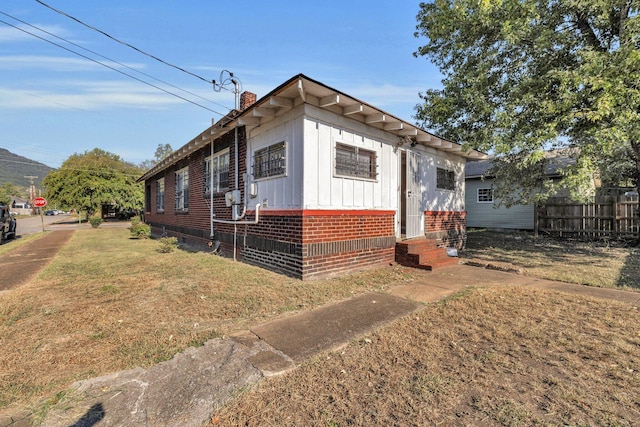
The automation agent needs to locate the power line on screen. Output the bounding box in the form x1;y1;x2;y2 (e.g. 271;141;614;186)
0;157;51;169
0;17;229;116
0;11;233;113
33;0;228;90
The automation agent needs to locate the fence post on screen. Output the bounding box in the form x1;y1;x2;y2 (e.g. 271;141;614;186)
613;200;618;240
534;202;539;238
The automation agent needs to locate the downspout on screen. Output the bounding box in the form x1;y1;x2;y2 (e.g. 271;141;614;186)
209;140;214;239
211;77;262;259
232;77;240;260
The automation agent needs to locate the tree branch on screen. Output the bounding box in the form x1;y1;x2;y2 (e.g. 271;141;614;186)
619;0;633;45
573;12;606;52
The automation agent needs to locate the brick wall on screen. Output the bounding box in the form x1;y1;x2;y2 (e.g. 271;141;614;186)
145;128;238;250
237;209;395;280
424;210;467;249
144;125;396;280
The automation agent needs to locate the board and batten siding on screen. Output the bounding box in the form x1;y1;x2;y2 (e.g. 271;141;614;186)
302;104;399;211
465;179;535;230
419;147;466;212
246;104;305;209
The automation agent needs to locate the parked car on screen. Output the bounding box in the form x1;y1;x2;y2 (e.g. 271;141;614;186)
44;210;56;216
0;205;16;242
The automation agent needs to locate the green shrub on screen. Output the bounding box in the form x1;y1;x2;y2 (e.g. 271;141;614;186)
158;237;178;253
89;216;103;228
130;221;151;239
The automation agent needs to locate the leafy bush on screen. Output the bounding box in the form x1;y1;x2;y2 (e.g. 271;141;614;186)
89;216;103;228
158;237;178;253
130;220;151;239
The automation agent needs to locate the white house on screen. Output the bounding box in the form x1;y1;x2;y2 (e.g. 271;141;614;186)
139;74;489;279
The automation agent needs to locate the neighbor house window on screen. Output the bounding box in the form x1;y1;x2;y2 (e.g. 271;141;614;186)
335;143;378;179
156;178;165;212
477;187;493;203
175;167;189;211
436;167;456;191
204;150;230;194
253;141;286;179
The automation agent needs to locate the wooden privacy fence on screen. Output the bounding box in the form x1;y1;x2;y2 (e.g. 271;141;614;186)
536;196;639;240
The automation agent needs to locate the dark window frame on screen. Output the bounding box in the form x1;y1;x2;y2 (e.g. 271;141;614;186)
334;142;378;180
253;141;286;179
436;167;456;191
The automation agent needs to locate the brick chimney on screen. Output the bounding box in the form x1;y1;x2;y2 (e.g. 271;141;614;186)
240;91;257;111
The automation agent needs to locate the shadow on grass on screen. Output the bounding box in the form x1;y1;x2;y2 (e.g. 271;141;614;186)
618;244;640;290
465;229;640;288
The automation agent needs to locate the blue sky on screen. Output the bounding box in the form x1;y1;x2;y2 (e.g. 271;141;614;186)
0;1;442;169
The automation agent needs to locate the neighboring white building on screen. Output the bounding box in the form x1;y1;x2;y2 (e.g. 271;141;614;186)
465;155;574;230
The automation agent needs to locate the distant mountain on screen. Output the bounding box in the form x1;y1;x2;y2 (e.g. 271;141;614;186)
0;148;53;188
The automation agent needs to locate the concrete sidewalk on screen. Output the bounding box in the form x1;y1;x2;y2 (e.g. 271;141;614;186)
6;264;640;427
390;263;640;306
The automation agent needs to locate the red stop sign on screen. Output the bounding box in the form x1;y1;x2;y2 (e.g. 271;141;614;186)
33;197;47;207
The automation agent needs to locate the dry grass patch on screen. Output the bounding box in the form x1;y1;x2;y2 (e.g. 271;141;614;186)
463;230;640;289
0;228;417;412
213;286;640;426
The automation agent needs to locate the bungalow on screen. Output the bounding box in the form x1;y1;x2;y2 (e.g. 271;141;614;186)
138;74;489;279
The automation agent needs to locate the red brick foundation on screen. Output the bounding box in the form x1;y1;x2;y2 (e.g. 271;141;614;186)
424;211;467;249
239;209;396;280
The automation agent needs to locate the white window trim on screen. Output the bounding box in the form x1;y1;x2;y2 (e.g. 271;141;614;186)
175;166;189;212
477;187;494;204
156;178;165;213
204;148;230;194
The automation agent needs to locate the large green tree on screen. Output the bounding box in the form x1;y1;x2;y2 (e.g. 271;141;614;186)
415;0;639;204
42;148;143;216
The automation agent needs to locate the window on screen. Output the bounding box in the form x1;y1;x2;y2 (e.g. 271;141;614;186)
477;187;493;203
335;143;378;179
204;150;230;194
436;167;456;191
175;167;189;211
253;141;286;179
156;178;165;212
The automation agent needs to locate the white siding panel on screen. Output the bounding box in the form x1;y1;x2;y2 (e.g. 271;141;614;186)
248;106;304;209
421;149;465;212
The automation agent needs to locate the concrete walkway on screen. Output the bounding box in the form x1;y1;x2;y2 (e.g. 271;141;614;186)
2;236;639;426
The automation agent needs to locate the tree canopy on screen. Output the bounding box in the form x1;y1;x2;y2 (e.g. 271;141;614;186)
415;0;639;203
138;143;173;171
42;148;143;216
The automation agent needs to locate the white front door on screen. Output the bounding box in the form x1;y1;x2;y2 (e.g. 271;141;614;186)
405;150;422;239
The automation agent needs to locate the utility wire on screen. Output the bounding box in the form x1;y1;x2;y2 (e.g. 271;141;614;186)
33;0;230;91
0;11;232;112
0;18;228;116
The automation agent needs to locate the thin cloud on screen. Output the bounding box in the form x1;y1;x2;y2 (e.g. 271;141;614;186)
0;54;145;72
0;82;187;111
0;23;69;42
